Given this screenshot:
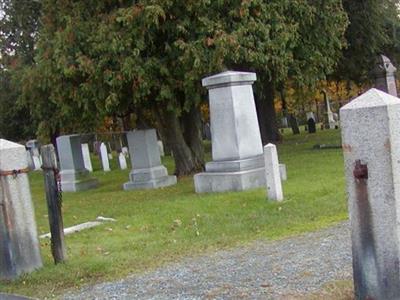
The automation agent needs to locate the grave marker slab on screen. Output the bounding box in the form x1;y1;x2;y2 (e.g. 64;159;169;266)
56;135;98;192
264;144;283;201
123;129;176;190
100;143;110;171
0;139;42;279
81;143;93;172
118;152;127;170
340;88;400;299
194;71;266;193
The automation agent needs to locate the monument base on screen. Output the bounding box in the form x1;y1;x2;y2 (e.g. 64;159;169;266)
123;165;177;190
194;155;266;193
60;169;98;192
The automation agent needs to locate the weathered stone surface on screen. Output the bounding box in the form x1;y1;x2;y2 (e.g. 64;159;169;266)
0;139;42;280
56;135;98;192
279;163;287;181
123;129;176;190
118;152;127;170
81;143;93;172
340;88;400;299
264;144;283;201
194;71;265;193
100;143;110;171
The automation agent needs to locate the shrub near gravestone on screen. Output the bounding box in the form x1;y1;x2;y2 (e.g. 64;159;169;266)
341;88;400;299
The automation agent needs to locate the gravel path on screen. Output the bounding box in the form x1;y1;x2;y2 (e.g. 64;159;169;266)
63;222;352;300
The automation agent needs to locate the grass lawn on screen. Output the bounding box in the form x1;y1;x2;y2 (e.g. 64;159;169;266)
0;128;348;299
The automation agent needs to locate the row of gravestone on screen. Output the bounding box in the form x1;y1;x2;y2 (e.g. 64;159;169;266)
55;71;287;194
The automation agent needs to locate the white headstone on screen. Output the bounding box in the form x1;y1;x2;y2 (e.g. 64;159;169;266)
122;147;129;157
81;143;93;172
118;152;127;170
340;88;400;299
0;139;43;279
100;143;110;171
279;163;287;181
264;144;283;201
194;71;266;193
157;140;165;157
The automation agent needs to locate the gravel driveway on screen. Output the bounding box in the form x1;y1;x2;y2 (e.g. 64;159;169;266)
63;222;352;300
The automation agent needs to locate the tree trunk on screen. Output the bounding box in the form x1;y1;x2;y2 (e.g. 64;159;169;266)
255;79;282;144
156;108;198;176
181;106;205;171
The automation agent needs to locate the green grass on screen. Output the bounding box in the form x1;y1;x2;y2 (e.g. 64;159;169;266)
0;128;348;299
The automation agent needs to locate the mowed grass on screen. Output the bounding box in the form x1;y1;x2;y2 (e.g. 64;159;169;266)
0;128;348;299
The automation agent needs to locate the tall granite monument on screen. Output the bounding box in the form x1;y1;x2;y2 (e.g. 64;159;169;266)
194;71;265;193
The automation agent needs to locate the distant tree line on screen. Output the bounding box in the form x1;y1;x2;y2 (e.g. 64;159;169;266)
1;0;399;175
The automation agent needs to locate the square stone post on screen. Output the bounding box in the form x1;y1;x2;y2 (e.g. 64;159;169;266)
123;129;176;190
194;71;265;193
56;135;98;192
340;88;400;299
0;139;42;279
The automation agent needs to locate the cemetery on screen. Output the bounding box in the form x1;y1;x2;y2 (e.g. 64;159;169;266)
1;1;400;299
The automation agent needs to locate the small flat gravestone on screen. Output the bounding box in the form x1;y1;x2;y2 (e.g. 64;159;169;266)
123;129;176;190
56;135;98;192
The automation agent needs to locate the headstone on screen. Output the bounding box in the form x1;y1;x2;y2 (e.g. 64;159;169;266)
288;114;300;135
279;163;287;181
281;117;288;128
122;146;129;157
93;141;101;155
194;71;266;193
26;151;35;170
264;144;283;201
0;139;42;280
118;152;127;170
26;140;42;170
81;143;93;172
32;155;42;171
321;90;336;129
306;112;316;122
307;118;316;134
373;54;397;97
157;140;165;157
56;135;98;192
100;143;110;172
107;142;113;160
123;129;176;190
203;122;212;140
340;88;400;299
